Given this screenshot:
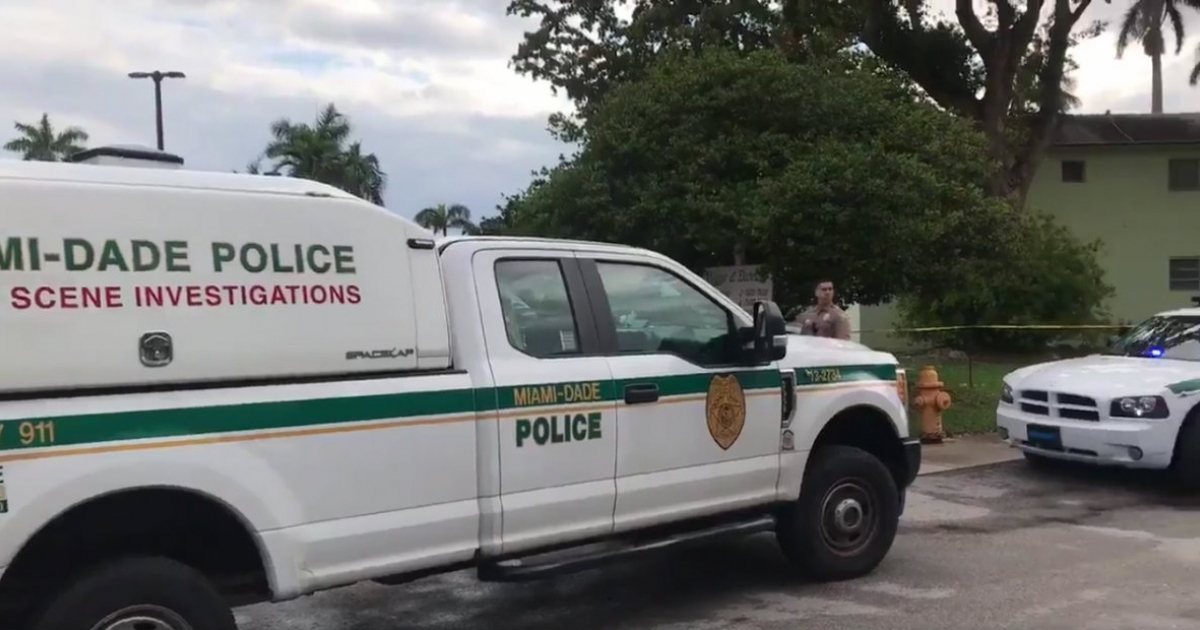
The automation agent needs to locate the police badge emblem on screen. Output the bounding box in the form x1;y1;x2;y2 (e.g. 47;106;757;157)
706;374;747;450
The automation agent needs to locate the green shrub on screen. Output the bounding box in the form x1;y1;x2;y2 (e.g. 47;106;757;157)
896;210;1114;354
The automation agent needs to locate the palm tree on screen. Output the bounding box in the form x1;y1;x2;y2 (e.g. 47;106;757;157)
414;203;477;236
335;141;386;205
262;103;387;204
3;113;89;161
1117;0;1193;113
233;156;265;174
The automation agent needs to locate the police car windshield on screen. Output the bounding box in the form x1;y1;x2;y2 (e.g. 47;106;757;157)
1107;315;1200;361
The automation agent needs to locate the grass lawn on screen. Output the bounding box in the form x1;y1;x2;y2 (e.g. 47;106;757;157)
898;356;1027;437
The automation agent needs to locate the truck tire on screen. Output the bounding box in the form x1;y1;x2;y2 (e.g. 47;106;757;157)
776;445;900;582
30;556;236;630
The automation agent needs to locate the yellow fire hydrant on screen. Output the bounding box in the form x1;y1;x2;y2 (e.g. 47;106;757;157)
913;365;952;444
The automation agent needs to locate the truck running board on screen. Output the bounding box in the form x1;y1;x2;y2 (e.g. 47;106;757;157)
476;514;777;582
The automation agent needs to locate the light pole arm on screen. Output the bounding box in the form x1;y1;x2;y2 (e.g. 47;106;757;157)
127;70;186;151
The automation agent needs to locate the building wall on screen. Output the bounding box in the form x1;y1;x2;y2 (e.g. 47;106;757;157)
859;301;902;350
1030;144;1200;323
858;143;1200;350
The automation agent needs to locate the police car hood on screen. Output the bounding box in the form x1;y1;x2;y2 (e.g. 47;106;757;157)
1004;354;1200;397
780;332;897;370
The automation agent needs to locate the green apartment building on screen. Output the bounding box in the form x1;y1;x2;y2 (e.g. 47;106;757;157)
860;112;1200;349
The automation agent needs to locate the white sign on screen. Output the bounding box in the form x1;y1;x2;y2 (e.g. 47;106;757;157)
703;265;772;312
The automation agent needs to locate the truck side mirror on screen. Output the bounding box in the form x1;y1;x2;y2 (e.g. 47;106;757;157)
751;300;788;364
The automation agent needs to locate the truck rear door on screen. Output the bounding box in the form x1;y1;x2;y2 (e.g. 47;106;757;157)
470;249;618;554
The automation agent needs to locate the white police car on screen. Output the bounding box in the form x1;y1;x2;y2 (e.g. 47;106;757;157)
997;308;1200;486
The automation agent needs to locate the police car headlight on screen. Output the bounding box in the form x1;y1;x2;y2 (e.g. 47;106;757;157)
1000;383;1014;404
1110;396;1169;419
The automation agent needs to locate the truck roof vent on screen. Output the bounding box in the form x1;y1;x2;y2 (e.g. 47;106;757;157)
65;144;185;170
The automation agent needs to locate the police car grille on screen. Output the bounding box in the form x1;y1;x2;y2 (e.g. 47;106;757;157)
1018;390;1099;421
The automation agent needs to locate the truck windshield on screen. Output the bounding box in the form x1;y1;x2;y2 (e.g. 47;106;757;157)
1107;315;1200;361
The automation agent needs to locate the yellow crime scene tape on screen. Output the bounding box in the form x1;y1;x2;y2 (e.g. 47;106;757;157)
849;324;1128;333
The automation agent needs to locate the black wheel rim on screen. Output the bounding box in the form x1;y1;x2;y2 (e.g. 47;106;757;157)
91;605;194;630
818;478;879;557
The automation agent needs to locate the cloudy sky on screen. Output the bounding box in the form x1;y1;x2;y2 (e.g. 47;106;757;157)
0;0;1196;220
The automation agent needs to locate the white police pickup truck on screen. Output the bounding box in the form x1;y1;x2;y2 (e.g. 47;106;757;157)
998;308;1200;486
0;146;920;630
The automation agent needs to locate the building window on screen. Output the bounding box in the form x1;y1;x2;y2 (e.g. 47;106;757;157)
1060;160;1085;183
1169;257;1200;291
1168;159;1200;191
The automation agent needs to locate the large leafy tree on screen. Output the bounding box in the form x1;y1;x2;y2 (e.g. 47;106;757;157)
506;0;1098;207
263;103;387;205
476;215;509;235
503;47;1023;306
862;0;1102;201
3;113;88;162
414;203;477;236
1117;0;1196;112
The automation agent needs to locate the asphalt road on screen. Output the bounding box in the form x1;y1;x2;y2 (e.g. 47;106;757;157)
235;462;1200;630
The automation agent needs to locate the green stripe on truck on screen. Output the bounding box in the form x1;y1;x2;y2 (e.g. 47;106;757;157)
793;364;897;386
0;365;891;452
0;388;480;452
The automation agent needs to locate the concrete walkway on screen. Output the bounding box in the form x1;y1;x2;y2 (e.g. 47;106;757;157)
918;433;1022;476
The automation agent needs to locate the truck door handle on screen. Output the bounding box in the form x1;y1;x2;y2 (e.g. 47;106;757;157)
624;383;660;405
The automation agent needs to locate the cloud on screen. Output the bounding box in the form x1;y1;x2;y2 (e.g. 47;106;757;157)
285;0;521;58
0;0;566;218
1072;30;1200;114
918;0;1200;114
0;0;1193;223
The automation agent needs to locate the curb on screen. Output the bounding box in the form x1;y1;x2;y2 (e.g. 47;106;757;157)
917;457;1023;477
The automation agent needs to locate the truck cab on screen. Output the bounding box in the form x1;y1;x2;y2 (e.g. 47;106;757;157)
0;150;919;630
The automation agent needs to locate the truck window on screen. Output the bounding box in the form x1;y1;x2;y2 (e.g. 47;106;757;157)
495;259;583;358
594;261;738;366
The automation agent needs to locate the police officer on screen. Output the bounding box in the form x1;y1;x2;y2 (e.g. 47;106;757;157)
795;279;851;340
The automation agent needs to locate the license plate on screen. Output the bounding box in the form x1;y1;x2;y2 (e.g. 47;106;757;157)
1026;424;1062;450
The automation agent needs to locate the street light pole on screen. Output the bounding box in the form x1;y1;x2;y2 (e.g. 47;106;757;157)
127;70;186;150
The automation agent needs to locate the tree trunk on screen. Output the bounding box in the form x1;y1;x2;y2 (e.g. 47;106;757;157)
1151;51;1164;113
860;0;1092;211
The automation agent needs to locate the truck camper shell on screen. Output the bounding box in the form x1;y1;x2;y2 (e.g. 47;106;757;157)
0;155;449;395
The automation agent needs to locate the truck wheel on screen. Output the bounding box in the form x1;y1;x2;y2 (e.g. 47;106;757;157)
776;445;899;582
31;556;236;630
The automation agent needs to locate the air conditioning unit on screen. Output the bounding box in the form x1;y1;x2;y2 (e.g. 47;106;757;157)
65;144;184;170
